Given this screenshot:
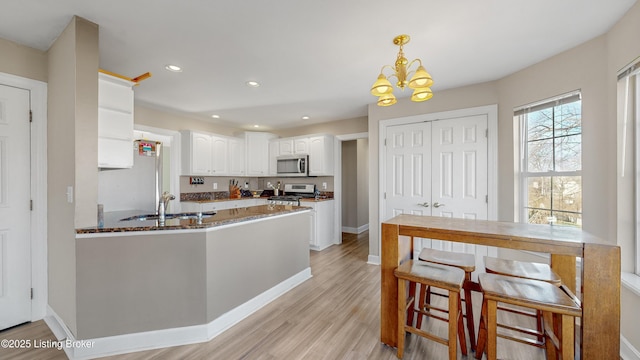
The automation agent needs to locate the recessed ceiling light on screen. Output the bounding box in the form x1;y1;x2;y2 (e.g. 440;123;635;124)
246;81;260;88
165;64;182;72
253;125;260;128
302;116;310;120
211;114;220;119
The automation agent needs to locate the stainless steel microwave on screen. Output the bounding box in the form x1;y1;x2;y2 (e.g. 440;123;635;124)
276;154;308;177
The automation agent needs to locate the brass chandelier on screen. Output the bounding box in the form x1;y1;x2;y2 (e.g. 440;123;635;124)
370;34;433;106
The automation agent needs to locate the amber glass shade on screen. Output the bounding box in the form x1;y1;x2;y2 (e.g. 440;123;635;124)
371;74;394;96
408;66;433;89
377;93;397;106
411;87;433;102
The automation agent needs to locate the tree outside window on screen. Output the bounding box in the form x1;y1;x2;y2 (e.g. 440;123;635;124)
518;93;582;226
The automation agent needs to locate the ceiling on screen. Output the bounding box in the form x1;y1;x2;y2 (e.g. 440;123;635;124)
0;0;636;130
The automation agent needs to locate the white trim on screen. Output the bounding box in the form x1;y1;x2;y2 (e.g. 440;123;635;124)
334;131;369;248
622;334;640;360
342;223;369;234
622;272;640;297
367;255;380;265
0;72;48;322
378;105;499;257
44;267;311;360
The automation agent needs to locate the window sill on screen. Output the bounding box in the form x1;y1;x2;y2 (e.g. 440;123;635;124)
622;272;640;297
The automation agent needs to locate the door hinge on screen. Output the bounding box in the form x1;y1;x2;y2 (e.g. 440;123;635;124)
485;129;488;138
384;138;387;146
384;192;387;199
29;110;33;123
486;195;488;203
30;199;33;210
30;288;34;299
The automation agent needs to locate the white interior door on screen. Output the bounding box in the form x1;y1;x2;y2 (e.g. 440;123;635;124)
0;84;31;330
384;114;493;276
383;122;431;222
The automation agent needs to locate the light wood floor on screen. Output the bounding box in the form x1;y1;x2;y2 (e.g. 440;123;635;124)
1;231;548;360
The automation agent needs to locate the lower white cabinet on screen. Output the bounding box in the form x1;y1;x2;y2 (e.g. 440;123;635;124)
306;200;335;251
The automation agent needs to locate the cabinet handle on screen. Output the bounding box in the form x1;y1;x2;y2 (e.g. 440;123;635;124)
417;202;430;207
433;202;445;208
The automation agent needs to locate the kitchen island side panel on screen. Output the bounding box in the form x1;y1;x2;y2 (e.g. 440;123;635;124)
206;212;311;321
76;232;207;339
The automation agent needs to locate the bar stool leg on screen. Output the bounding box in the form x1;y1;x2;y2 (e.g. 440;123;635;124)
475;298;487;360
407;281;416;326
448;291;459;360
486;299;498;360
463;275;477;351
397;278;407;359
560;314;574;360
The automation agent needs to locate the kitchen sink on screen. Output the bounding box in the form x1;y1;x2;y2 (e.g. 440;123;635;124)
120;211;216;221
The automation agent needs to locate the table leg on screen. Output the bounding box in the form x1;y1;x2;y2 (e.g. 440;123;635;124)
380;223;412;347
581;243;620;359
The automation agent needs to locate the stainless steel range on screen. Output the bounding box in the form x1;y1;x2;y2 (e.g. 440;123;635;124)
267;184;316;206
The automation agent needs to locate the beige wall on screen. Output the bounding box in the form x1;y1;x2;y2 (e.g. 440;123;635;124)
356;138;369;228
342;141;357;228
0;37;47;82
135;105;242;137
274;116;367;138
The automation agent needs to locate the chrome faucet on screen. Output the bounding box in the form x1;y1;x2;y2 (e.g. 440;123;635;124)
158;192;175;223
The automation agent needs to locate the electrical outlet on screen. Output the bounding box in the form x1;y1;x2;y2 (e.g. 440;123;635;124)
213;182;218;190
322;182;327;190
66;186;74;203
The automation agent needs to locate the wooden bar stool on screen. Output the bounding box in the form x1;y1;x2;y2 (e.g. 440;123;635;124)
416;248;478;351
395;260;466;360
484;256;562;345
475;273;582;360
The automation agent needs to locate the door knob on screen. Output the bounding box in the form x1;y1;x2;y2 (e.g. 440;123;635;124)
417;202;430;207
433;202;445;208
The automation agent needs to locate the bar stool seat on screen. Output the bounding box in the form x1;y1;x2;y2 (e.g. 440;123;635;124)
476;273;582;360
484;256;562;346
417;248;478;351
484;256;561;285
395;260;466;360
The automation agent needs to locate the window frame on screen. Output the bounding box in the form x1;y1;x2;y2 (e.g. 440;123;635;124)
516;91;583;227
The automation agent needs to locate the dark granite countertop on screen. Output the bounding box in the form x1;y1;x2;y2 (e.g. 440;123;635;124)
76;205;311;234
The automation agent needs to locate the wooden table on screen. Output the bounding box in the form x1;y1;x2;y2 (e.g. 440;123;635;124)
381;215;620;359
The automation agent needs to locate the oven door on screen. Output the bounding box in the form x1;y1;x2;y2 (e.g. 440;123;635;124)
277;155;307;176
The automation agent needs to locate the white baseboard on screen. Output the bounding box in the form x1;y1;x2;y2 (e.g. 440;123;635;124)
622;335;640;360
342;224;369;234
367;255;380;265
44;268;312;360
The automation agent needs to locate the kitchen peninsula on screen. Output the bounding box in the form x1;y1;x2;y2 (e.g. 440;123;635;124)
69;205;311;359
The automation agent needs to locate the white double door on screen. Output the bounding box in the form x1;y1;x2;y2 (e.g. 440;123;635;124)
0;84;31;330
384;114;495;276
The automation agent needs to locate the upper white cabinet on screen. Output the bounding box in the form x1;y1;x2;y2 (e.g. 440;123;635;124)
181;131;230;175
228;137;245;176
308;135;334;176
98;73;135;168
269;140;280;176
294;138;309;154
245;132;277;176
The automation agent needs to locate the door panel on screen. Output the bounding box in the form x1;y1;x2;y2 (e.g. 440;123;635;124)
384;123;431;223
0;84;31;330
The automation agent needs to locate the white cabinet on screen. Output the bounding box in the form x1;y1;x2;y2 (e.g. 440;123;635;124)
269;141;280;176
294;138;309;154
181;131;232;175
245;132;277;176
228;137;245;176
98;72;135;168
307;200;335;251
210;135;229;175
308;135;334;176
279;139;294;156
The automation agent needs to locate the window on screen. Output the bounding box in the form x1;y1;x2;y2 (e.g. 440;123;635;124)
618;58;640;275
515;91;582;226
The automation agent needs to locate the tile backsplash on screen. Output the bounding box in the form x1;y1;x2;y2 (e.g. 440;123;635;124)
180;176;334;194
